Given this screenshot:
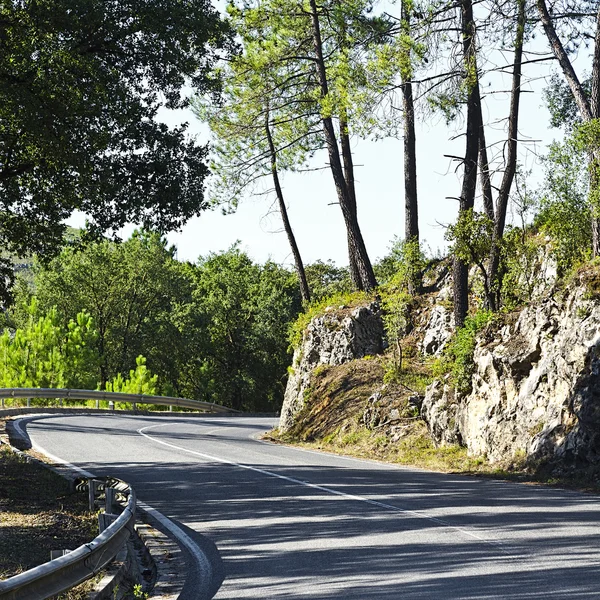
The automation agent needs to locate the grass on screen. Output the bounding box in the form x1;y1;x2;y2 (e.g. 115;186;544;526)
269;354;600;490
0;444;97;582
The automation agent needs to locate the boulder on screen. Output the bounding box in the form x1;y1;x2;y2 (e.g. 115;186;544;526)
279;303;384;432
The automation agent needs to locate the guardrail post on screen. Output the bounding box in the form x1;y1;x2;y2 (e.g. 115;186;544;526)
169;405;173;412
132;402;136;411
88;479;98;512
105;487;115;514
96;399;100;409
50;549;72;560
98;512;119;533
26;397;30;407
1;398;3;409
108;400;115;410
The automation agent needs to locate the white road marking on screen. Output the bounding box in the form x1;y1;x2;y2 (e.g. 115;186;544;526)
12;416;214;595
138;422;507;550
137;500;214;593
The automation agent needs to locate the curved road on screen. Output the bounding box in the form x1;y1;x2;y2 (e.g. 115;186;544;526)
19;414;600;599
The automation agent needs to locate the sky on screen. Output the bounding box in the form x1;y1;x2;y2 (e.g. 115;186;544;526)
67;3;577;269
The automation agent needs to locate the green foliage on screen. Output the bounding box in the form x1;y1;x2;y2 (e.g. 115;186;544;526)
380;288;412;381
375;237;426;289
446;209;493;268
189;245;302;411
288;290;375;349
499;227;542;309
196;0;401;212
105;356;158;396
19;230;190;390
0;300;98;389
535;138;592;275
16;233;301;412
544;73;591;132
0;0;230;290
304;260;352;302
436;310;494;395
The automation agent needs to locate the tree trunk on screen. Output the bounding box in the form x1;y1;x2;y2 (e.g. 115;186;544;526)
478;131;494;223
265;109;311;303
454;0;480;328
536;0;593;122
590;5;600;255
401;0;419;245
308;0;377;291
537;0;600;255
488;0;525;309
339;112;361;289
401;0;421;295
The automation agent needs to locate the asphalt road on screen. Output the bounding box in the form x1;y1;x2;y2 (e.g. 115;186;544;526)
20;414;600;599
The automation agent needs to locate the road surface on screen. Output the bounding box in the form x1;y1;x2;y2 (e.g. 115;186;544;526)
19;414;600;599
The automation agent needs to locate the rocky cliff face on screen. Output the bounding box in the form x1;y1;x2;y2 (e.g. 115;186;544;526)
280;249;600;471
279;303;384;432
423;271;600;467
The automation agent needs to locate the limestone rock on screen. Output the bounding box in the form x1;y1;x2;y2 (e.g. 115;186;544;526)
421;303;454;356
279;303;384;432
423;282;600;466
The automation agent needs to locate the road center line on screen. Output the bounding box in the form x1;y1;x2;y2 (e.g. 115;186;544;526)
138;422;508;550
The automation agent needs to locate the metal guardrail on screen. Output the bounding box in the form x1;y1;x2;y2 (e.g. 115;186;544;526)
0;387;238;414
0;477;136;600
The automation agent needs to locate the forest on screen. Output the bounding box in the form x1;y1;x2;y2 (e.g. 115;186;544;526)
0;0;598;411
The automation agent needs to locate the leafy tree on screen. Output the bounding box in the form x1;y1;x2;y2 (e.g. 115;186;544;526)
190;246;301;411
535;138;592;273
0;0;230;294
0;300;98;389
374;237;426;289
535;0;600;253
106;355;158;396
192;9;318;302
304;260;352;303
19;231;189;389
211;0;391;292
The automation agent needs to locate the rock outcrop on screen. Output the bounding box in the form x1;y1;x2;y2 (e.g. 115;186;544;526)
279;303;384;432
423;274;600;466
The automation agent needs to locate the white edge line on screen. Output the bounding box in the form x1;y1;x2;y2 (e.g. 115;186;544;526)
138;422;507;550
12;416;214;592
137;500;213;591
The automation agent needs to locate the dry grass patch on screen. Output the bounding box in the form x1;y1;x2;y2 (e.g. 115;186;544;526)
0;444;97;581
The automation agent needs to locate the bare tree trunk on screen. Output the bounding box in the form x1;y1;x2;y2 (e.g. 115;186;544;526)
536;0;593;122
537;0;600;255
400;0;421;295
454;0;480;328
340;112;361;289
308;0;377;291
488;0;525;310
265;109;311;303
401;0;419;246
478;131;494;222
590;5;600;255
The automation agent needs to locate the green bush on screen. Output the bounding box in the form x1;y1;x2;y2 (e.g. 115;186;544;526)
534;138;591;275
438;310;494;395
